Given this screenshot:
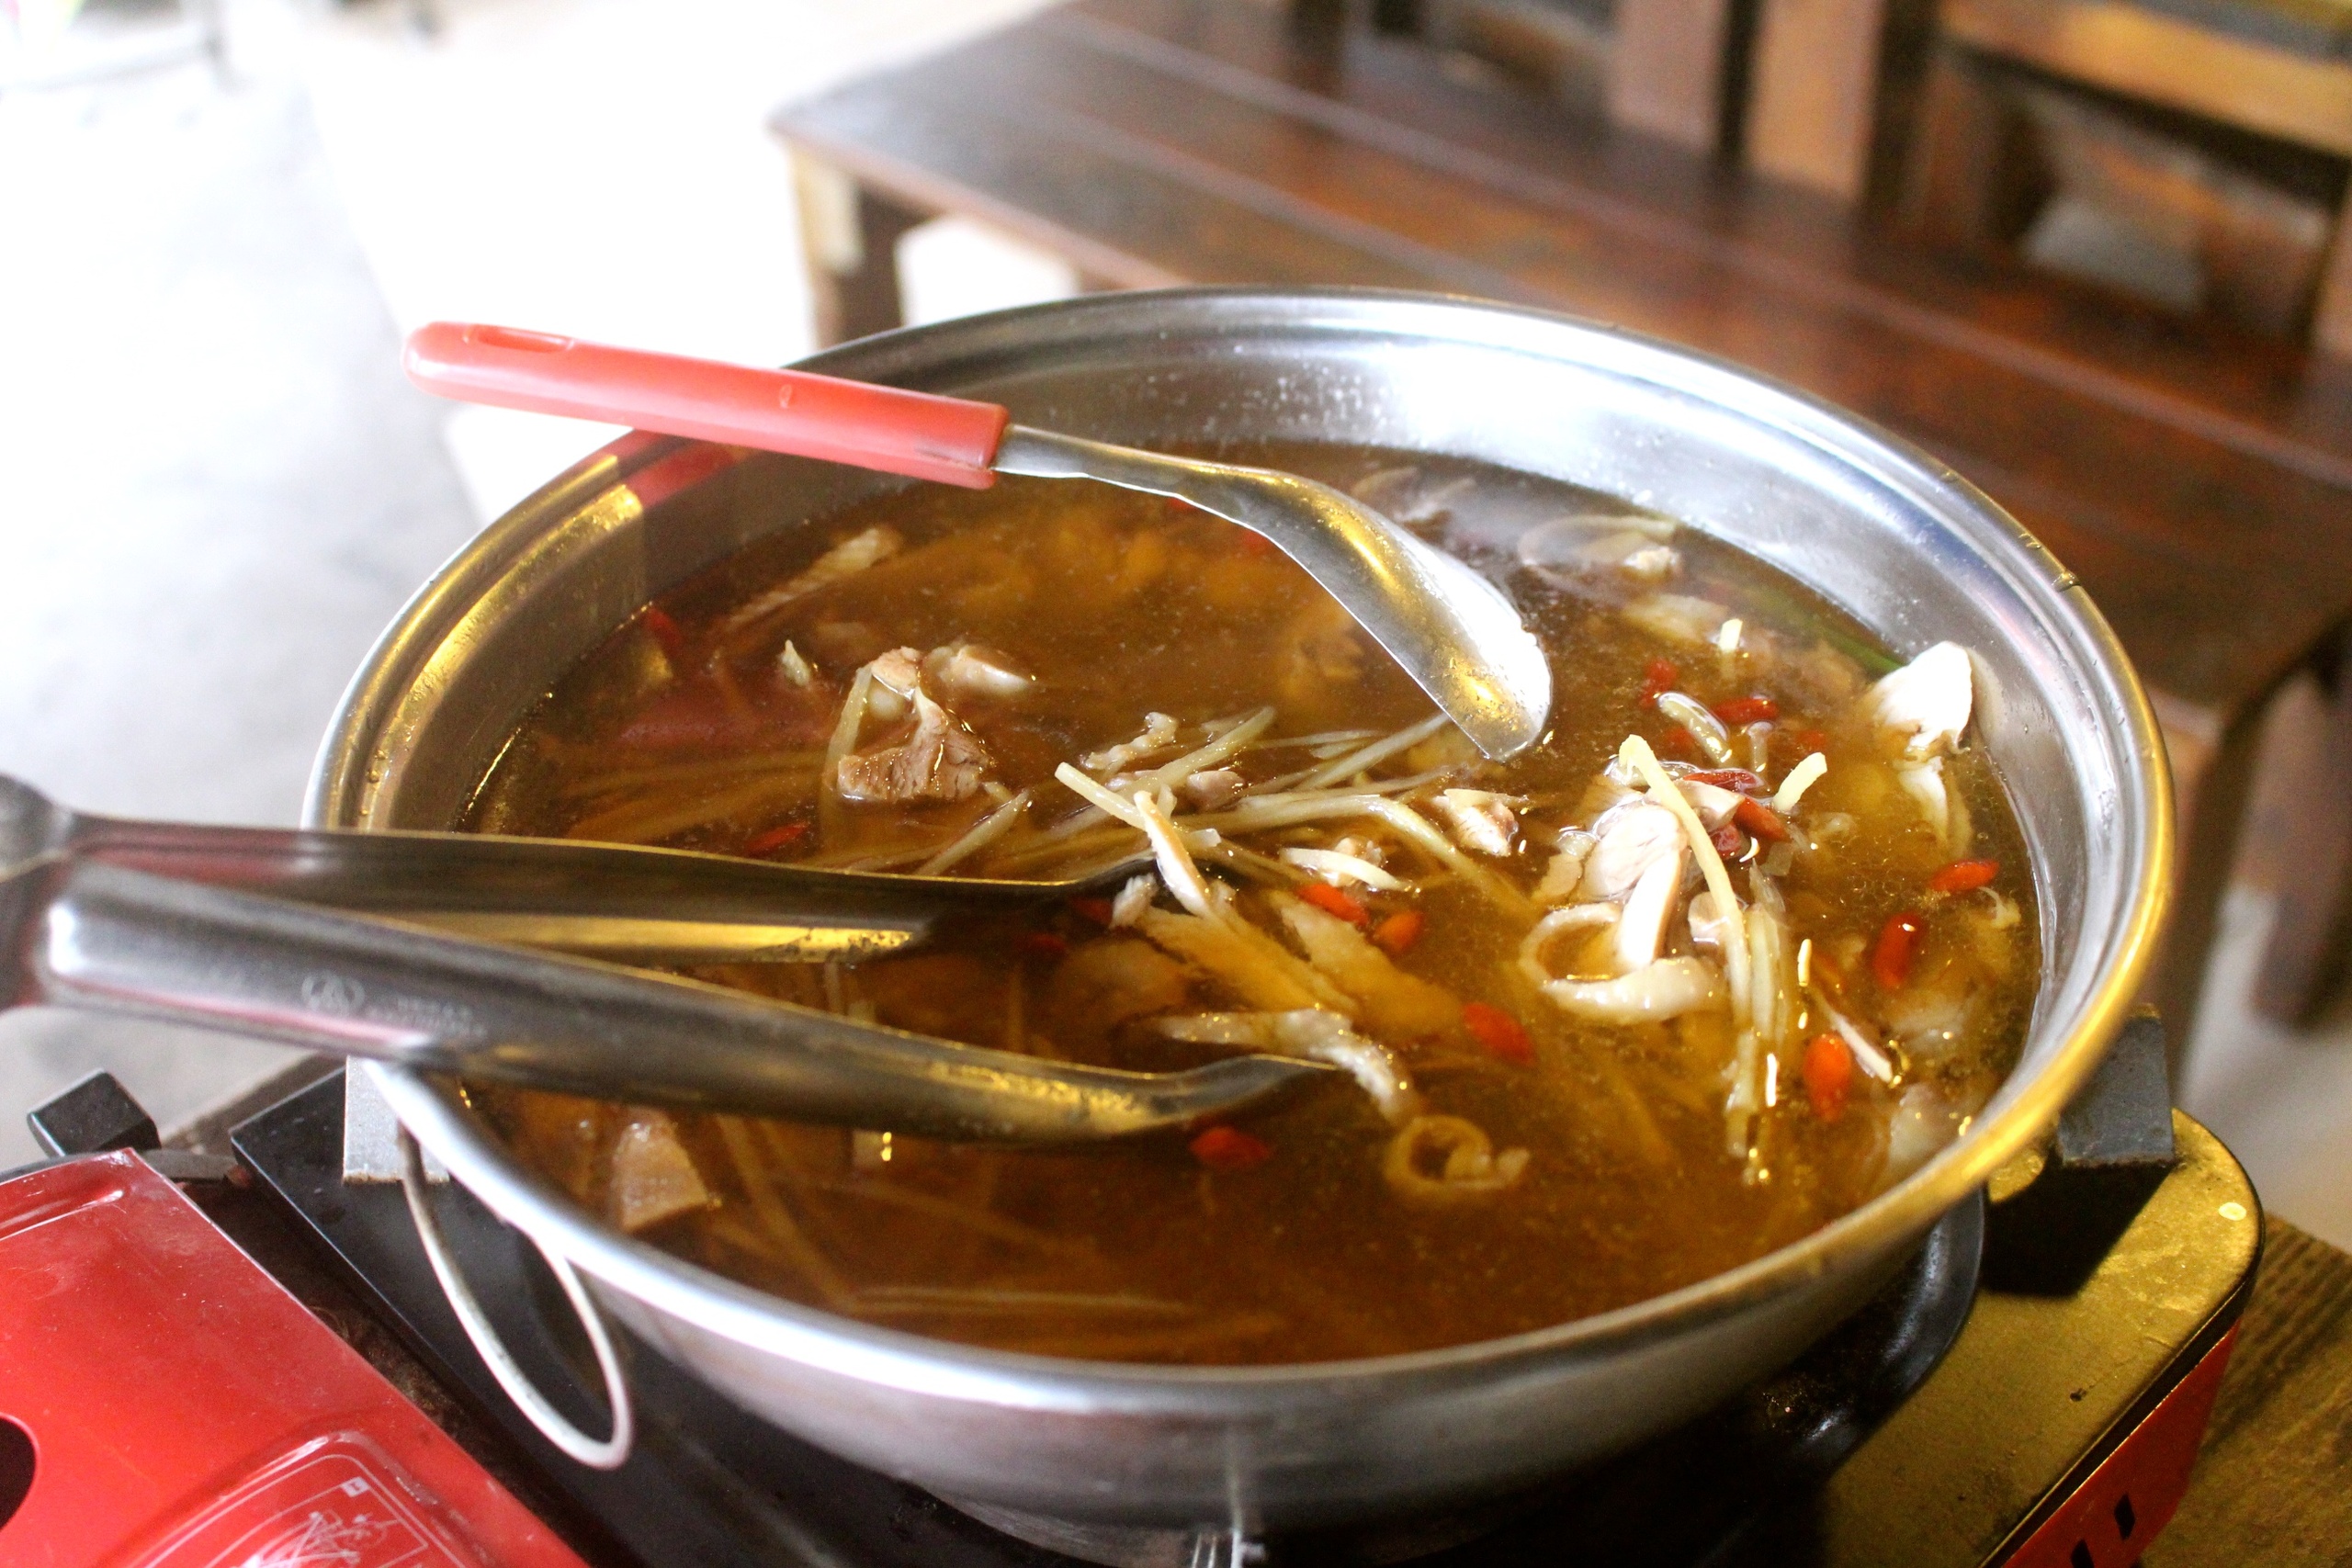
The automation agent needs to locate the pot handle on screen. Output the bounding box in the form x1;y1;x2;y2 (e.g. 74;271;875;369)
398;1128;635;1470
403;321;1010;490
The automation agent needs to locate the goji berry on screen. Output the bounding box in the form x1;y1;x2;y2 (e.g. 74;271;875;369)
1637;658;1678;707
741;820;809;856
1686;769;1765;792
1928;859;1999;894
640;605;686;660
1462;1002;1533;1064
1872;910;1926;990
1733;797;1790;842
1298;881;1370;927
1190;1125;1273;1170
1713;695;1780;726
1803;1033;1855;1122
1371;909;1425;955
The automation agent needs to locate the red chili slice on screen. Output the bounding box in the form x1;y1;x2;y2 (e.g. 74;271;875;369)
1299;881;1370;927
1803;1033;1855;1122
741;820;810;856
1732;797;1790;842
1637;658;1678;708
1462;1002;1534;1065
639;605;686;660
1928;859;2000;894
1794;728;1829;754
1020;931;1070;961
1069;897;1115;926
1872;910;1927;990
1190;1125;1273;1171
1371;909;1425;955
1713;695;1781;726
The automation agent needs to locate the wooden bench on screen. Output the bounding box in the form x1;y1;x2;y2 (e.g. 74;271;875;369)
772;0;2352;1055
1905;0;2352;353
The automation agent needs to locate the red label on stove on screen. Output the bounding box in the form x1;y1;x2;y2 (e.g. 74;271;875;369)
1999;1325;2240;1568
131;1433;479;1568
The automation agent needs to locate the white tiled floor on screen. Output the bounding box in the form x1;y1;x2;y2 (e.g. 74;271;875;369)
1;0;2346;1262
0;7;473;1157
2181;889;2352;1247
297;0;1066;516
0;0;1072;1164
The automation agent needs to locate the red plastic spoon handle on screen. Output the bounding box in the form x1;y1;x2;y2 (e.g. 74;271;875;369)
403;322;1011;489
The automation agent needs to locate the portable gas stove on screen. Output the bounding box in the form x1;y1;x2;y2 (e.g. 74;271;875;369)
0;1014;2259;1568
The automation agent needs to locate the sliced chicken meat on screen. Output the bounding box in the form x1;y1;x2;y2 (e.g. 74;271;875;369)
836;647;992;804
605;1111;711;1234
924;641;1035;702
1433;789;1520;856
716;525;902;640
1578;798;1688;904
1862;642;1973;763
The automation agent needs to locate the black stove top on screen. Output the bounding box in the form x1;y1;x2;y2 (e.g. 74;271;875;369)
227;1034;2258;1568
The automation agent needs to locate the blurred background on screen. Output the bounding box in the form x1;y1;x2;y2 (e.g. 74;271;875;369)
4;0;2349;1251
0;0;1078;1163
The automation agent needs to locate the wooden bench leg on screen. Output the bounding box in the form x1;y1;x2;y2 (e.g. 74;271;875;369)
791;153;929;349
2151;695;2267;1089
2253;629;2352;1024
1898;41;2039;250
1288;0;1348;43
2313;208;2352;361
1745;0;1888;198
1286;0;1349;89
1611;0;1741;154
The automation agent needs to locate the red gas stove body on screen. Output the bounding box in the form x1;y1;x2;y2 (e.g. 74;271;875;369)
0;1152;582;1568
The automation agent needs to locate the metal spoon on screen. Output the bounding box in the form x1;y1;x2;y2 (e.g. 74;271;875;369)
0;847;1326;1145
403;321;1552;760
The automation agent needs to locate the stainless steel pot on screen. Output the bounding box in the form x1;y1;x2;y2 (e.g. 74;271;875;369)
311;288;2171;1534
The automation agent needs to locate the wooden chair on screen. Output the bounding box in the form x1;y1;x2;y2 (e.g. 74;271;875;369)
1359;0;1758;154
1392;0;2352;1029
1747;0;2352;352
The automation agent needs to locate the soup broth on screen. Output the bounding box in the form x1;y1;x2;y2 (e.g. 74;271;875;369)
461;446;2037;1364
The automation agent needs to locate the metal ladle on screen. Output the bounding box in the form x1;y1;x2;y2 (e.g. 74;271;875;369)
0;777;1325;1143
403;321;1552;760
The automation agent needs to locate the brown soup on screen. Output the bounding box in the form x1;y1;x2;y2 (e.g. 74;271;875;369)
460;446;2037;1364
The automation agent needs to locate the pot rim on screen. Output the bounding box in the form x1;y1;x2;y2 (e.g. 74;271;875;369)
326;284;2174;1414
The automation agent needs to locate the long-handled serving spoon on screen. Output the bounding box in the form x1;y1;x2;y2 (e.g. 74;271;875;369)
403;321;1551;760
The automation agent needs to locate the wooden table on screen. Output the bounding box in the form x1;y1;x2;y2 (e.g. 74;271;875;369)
772;0;2352;1050
2150;1221;2352;1562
